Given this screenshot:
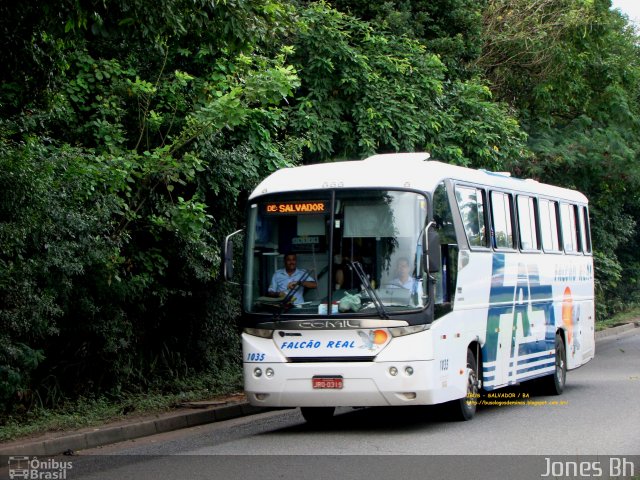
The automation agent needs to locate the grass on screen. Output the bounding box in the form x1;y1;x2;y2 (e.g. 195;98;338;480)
0;369;243;443
596;306;640;331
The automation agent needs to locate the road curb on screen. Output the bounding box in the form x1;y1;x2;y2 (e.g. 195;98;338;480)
2;322;638;457
0;402;265;457
594;321;639;339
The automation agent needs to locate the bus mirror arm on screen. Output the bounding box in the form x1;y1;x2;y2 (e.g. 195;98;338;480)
424;222;441;274
223;229;243;282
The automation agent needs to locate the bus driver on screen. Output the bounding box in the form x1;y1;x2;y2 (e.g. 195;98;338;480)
267;253;317;304
391;257;419;292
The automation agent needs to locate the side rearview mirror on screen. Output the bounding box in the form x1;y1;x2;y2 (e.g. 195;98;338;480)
424;222;441;274
223;229;243;281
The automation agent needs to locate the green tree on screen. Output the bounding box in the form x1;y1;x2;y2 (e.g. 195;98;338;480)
0;0;302;411
330;0;485;77
288;2;528;168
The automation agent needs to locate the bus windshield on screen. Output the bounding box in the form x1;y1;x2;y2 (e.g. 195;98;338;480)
244;190;428;316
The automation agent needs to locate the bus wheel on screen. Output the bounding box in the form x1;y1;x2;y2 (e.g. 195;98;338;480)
300;407;335;425
450;348;478;421
543;333;566;395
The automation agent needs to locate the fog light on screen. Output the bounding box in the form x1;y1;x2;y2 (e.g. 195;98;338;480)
266;368;274;378
389;366;398;376
405;366;414;376
254;368;263;378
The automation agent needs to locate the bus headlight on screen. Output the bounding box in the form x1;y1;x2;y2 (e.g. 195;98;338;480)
254;368;263;378
389;324;429;337
389;367;398;376
244;328;274;339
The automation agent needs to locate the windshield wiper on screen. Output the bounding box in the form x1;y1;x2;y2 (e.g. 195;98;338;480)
349;261;388;319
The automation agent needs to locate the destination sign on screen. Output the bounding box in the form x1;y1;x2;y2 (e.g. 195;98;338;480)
265;201;327;215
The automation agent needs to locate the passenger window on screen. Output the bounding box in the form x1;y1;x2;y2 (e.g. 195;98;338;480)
579;206;592;254
455;186;488;248
560;203;579;253
517;195;539;251
539;199;560;252
490;191;515;249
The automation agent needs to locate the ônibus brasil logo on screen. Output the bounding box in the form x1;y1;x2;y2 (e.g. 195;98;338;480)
8;456;73;479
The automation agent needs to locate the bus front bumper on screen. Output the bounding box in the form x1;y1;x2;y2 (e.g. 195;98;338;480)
243;360;462;407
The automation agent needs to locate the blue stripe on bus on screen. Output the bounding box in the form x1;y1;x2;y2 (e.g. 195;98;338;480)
517;362;555;375
517;354;554;366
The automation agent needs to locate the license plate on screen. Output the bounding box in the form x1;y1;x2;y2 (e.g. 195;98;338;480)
312;376;343;389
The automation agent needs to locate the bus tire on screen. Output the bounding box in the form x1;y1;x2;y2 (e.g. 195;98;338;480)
449;348;478;421
543;333;566;395
300;406;335;425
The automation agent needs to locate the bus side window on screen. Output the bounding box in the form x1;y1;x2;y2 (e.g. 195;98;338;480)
517;195;540;251
579;206;592;254
572;204;583;253
539;199;561;252
560;203;579;253
455;185;488;248
490;191;515;249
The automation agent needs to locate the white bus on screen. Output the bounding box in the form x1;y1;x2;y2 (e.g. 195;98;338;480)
224;153;595;422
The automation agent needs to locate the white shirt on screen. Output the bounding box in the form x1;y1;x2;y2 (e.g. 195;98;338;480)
391;277;419;293
268;268;315;304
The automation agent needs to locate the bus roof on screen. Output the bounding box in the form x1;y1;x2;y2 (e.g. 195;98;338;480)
249;153;588;204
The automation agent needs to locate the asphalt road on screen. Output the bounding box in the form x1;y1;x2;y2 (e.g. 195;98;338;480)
12;328;640;480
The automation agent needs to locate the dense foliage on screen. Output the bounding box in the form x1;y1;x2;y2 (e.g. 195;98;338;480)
1;0;639;413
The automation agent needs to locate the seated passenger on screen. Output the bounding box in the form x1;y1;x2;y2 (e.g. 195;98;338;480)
334;254;370;291
267;253;317;304
390;257;419;292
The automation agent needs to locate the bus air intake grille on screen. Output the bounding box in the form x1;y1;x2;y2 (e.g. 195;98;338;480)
288;356;375;363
